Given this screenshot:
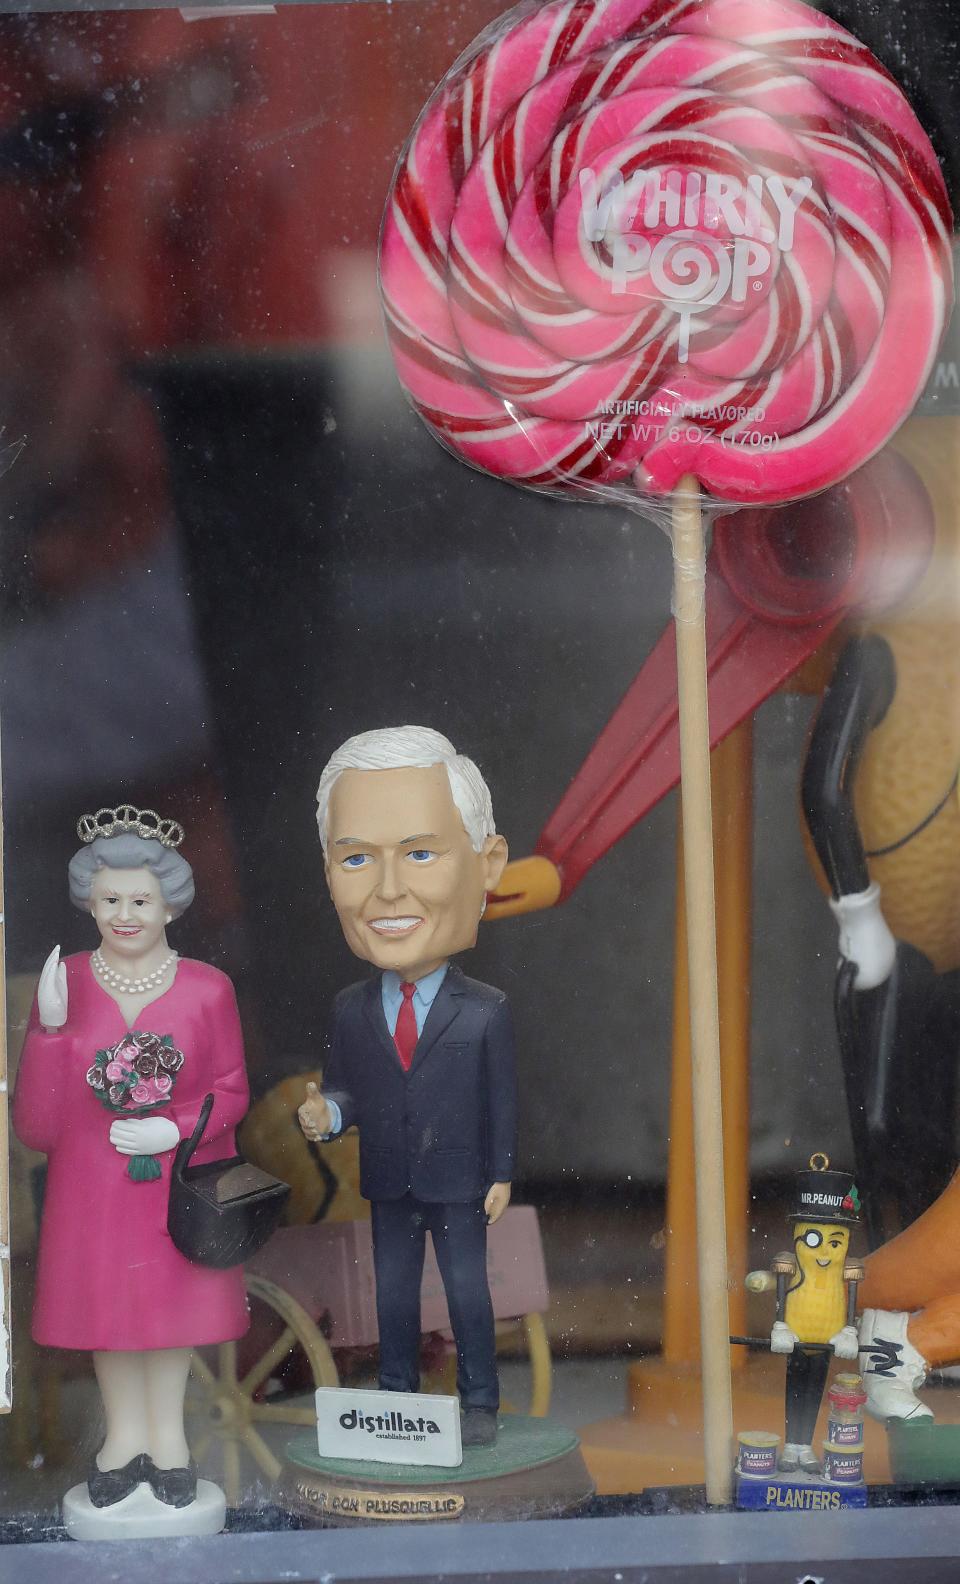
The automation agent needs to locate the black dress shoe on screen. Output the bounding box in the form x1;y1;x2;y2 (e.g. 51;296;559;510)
460;1407;498;1448
87;1453;147;1508
145;1457;198;1508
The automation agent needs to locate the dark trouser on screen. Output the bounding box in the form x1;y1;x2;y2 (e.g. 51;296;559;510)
370;1195;498;1411
785;1347;830;1446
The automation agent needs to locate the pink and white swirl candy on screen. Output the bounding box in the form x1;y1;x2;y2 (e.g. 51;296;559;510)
380;0;953;506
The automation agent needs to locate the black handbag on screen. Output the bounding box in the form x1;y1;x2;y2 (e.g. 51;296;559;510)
167;1093;291;1269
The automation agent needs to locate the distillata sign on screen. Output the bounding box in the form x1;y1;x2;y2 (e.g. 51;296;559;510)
315;1386;462;1467
579;167;813;362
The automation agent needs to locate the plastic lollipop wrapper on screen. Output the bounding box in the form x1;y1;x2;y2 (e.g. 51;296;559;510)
380;0;954;532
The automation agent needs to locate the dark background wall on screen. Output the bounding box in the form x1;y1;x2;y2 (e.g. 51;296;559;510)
0;0;956;1186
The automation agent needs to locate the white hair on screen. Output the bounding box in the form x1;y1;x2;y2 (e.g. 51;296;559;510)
68;834;195;917
315;726;496;854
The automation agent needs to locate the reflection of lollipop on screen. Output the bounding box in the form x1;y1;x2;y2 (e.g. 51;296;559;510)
381;0;952;507
380;0;952;1507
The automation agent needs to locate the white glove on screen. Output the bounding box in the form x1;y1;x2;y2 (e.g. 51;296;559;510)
110;1117;180;1156
38;945;68;1031
830;1325;860;1360
744;1269;776;1295
770;1321;799;1354
829;882;896;990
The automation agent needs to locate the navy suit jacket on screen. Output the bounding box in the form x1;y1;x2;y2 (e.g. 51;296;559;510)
322;965;517;1204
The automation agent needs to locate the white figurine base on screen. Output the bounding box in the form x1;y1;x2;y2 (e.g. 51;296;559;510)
62;1477;226;1541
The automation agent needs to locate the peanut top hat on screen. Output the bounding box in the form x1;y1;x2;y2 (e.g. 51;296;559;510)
791;1153;862;1225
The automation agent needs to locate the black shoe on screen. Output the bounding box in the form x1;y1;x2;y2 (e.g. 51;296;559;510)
87;1452;147;1509
144;1457;198;1508
460;1407;498;1448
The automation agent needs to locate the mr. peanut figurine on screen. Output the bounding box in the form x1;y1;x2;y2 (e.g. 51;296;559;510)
298;726;516;1448
746;1156;864;1474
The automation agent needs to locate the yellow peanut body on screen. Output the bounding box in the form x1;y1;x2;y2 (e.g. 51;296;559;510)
783;1221;850;1345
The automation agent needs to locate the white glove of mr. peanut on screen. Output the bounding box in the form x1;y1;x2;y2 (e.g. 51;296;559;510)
110;1117;181;1156
829;882;896;990
830;1325;860;1360
38;945;68;1032
770;1320;799;1354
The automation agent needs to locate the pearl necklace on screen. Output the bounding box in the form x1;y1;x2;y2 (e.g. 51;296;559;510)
92;949;177;997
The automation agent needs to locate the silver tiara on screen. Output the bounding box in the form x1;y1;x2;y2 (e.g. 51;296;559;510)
77;805;185;850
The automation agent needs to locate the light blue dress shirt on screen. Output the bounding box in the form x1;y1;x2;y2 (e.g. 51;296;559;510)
322;963;449;1137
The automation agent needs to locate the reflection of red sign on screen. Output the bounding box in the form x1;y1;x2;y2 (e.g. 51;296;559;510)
1;4;506;353
0;1;495;610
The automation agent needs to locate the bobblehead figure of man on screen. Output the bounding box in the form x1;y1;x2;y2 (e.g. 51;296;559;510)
298;726;516;1447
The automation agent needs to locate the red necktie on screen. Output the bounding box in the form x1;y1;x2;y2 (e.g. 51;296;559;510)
393;981;418;1071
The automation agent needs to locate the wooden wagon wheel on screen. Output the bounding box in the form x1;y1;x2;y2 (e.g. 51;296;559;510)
517;1312;551;1419
186;1273;339;1505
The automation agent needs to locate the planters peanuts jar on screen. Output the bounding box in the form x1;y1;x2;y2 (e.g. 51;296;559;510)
827;1374;867;1447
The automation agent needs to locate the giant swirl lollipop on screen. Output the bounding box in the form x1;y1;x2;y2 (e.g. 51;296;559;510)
382;0;952;507
380;0;953;1507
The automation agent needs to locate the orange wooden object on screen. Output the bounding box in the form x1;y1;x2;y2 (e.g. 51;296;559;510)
581;720;759;1490
861;1167;960;1369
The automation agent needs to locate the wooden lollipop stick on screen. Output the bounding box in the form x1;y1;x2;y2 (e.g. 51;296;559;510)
0;783;9;1412
671;473;733;1506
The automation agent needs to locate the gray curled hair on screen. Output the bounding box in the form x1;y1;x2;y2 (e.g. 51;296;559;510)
316;726;496;855
68;833;195;917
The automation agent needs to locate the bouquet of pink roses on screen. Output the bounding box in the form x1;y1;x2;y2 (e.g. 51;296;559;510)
86;1031;185;1182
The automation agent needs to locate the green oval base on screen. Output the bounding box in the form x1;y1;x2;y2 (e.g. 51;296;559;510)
285;1413;578;1483
277;1415;594;1525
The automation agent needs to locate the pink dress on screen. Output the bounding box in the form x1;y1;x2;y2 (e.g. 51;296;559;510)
13;954;251;1351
